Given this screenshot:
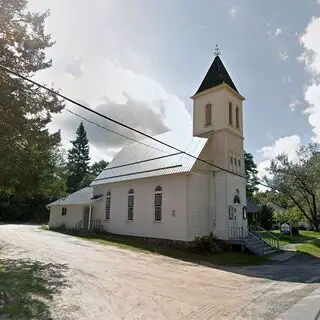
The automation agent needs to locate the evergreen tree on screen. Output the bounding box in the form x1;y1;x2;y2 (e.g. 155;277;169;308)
244;151;259;198
67;122;90;193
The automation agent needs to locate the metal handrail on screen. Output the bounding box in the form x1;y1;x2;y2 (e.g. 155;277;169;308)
229;227;248;239
249;225;279;249
243;231;267;255
75;220;82;231
90;219;101;230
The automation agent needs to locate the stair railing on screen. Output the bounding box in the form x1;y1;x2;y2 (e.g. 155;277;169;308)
248;225;279;249
75;220;83;232
229;227;248;240
243;230;267;255
90;219;101;231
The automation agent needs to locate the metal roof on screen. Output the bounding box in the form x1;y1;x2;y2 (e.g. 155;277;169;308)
91;131;208;186
47;187;101;207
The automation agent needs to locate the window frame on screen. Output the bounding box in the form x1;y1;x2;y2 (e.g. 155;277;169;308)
105;190;111;220
235;106;240;129
127;189;134;221
61;207;67;216
228;102;233;125
154;186;162;222
205;103;212;126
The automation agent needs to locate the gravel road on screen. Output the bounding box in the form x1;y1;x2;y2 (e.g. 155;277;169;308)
0;224;319;320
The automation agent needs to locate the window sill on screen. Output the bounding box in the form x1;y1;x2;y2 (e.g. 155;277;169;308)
153;220;162;223
104;219;110;221
127;220;134;223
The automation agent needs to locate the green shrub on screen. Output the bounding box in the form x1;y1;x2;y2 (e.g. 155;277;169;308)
189;233;228;254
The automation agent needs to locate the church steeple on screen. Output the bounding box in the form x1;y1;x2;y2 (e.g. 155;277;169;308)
192;51;245;140
195;55;238;95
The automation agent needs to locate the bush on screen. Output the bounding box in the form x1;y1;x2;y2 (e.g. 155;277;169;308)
189;233;229;254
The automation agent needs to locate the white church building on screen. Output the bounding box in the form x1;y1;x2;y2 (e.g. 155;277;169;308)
48;54;248;243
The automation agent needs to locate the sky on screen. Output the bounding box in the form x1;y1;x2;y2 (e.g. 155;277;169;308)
27;0;320;181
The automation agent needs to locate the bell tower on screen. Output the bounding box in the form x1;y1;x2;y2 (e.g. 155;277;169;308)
191;47;247;240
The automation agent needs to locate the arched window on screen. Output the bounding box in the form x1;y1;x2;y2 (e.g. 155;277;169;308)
154;186;162;221
229;102;233;125
242;206;247;219
128;189;134;221
236;106;240;129
233;189;241;204
205;103;212;126
105;190;111;220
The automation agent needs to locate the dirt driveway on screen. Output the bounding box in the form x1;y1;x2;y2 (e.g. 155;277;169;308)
0;225;319;320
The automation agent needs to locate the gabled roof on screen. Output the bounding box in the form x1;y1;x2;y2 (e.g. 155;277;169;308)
91;131;208;186
195;55;238;95
47;187;102;207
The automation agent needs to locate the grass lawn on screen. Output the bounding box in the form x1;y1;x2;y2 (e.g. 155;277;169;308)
80;233;267;266
271;230;320;246
0;259;68;319
297;240;320;257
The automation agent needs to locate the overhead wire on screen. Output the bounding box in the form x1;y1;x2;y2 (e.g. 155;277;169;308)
0;73;172;155
64;108;172;154
0;63;273;188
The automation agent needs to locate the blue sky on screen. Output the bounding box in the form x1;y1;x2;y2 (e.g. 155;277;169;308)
29;0;320;176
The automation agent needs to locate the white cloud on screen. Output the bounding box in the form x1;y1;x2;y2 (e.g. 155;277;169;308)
289;98;304;111
299;17;320;143
274;27;282;37
300;17;320;74
44;59;192;162
256;135;301;189
259;135;301;162
268;26;287;39
27;0;192;163
230;6;237;18
280;51;289;61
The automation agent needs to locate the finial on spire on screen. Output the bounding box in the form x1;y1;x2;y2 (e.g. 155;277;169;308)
214;44;221;56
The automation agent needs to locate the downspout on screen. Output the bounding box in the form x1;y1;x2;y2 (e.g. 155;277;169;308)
88;205;92;230
186;174;190;242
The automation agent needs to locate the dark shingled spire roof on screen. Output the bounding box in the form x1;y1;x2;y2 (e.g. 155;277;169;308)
196;55;238;95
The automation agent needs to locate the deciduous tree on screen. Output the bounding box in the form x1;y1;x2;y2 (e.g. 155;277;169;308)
266;144;320;231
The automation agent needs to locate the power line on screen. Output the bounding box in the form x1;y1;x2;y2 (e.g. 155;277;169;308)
64;108;171;154
1;72;171;155
0;63;250;180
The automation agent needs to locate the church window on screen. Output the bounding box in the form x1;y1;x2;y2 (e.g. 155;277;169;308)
229;102;233;125
61;207;67;216
242;206;247;219
105;191;111;220
128;189;134;221
205;103;212;126
229;205;234;220
154;186;162;221
236;106;240;129
238;159;241;168
233;189;241;204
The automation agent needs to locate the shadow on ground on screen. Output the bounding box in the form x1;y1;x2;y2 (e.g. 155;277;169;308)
0;258;68;319
76;232;320;284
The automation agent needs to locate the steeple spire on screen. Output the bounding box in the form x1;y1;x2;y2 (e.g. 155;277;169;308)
195;52;238;95
214;44;221;57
